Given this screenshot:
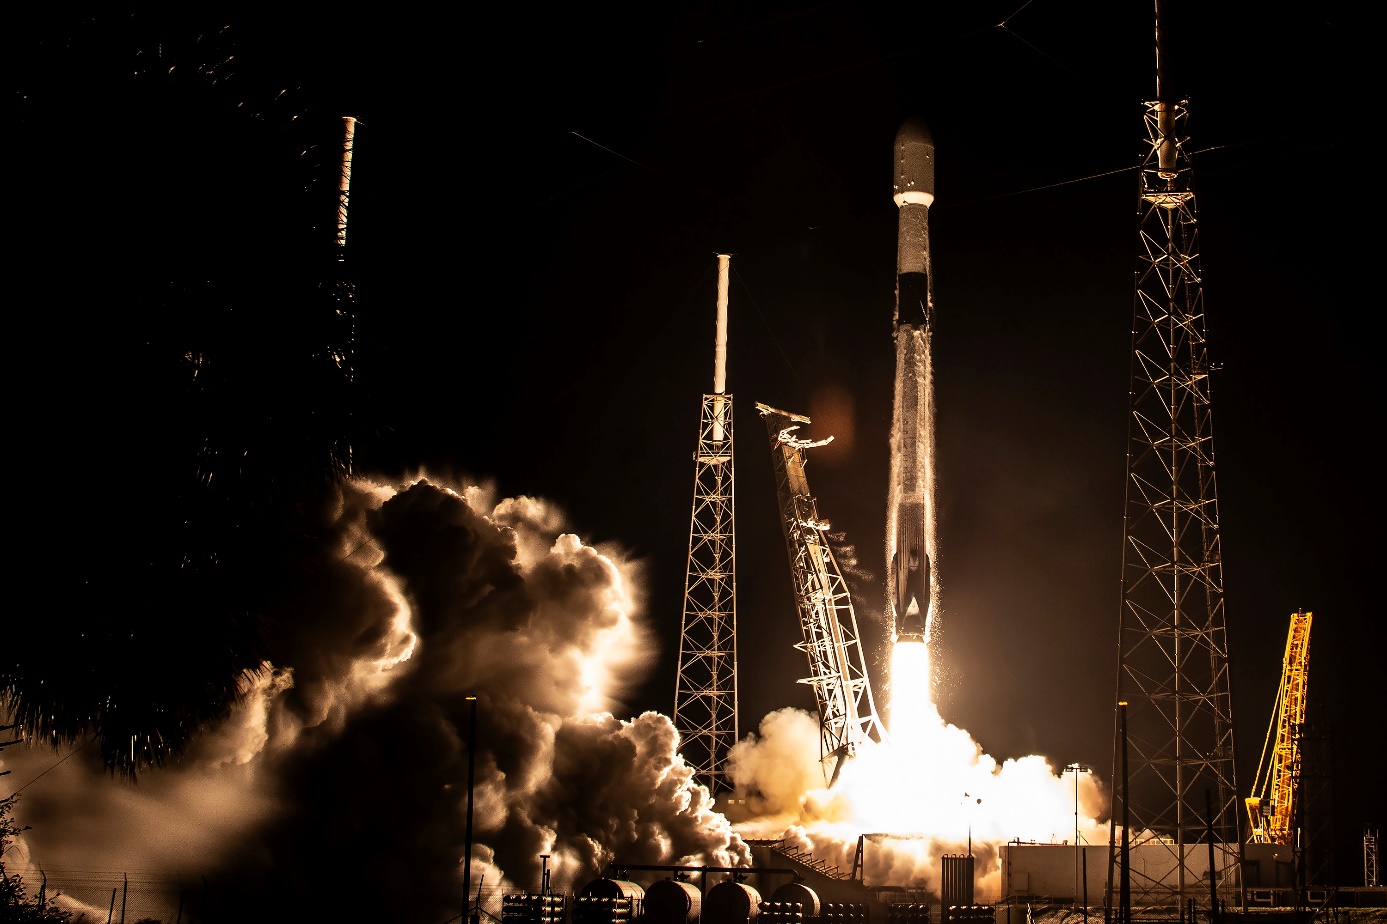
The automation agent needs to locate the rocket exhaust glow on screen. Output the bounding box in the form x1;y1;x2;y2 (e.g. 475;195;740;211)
887;118;937;646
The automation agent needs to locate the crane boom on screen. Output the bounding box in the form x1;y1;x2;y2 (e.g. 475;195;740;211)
1246;609;1313;845
757;403;886;787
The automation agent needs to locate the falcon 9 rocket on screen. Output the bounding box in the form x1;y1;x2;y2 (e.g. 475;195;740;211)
887;117;935;645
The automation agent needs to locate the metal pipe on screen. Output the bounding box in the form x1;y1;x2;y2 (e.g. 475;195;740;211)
609;865;795;875
463;696;477;922
1120;702;1130;924
712;254;731;441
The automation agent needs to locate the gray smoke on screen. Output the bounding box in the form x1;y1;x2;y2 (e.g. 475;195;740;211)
3;476;746;922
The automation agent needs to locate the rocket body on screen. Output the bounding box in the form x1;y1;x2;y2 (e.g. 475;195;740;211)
887;118;936;644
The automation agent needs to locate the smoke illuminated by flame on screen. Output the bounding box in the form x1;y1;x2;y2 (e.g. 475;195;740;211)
5;474;1105;918
729;639;1108;897
1;475;746;922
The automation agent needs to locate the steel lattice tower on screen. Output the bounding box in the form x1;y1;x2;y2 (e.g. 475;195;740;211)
673;255;738;796
1365;829;1380;888
1111;5;1242;909
1294;721;1337;891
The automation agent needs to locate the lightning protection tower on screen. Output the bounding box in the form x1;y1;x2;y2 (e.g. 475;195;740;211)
673;254;738;796
1111;1;1241;909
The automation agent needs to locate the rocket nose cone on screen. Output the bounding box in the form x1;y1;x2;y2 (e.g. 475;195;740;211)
894;117;935;204
895;116;934;148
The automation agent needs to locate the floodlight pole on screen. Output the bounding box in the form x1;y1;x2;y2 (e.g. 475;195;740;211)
463;696;478;924
1066;764;1091;912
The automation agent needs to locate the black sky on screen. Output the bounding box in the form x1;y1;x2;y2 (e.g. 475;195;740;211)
14;0;1379;876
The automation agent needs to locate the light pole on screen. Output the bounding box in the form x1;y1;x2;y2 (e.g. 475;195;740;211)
463;696;478;924
963;792;982;856
1064;764;1090;912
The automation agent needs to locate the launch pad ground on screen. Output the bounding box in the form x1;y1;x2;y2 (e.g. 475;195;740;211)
1018;907;1387;924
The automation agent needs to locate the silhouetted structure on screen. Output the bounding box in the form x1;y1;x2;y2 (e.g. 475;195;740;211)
1111;0;1241;908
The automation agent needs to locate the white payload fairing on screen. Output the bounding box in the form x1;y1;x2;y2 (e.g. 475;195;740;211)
887;117;936;644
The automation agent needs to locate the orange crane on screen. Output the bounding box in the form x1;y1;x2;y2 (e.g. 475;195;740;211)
1245;610;1313;844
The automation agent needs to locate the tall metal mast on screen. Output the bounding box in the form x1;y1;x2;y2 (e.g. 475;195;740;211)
1111;0;1241;907
758;403;886;787
673;254;739;796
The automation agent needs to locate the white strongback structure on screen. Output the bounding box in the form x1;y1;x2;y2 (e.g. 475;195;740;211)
758;403;886;787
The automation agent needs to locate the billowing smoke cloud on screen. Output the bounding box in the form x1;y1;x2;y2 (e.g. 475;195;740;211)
727;668;1109;899
2;476;746;922
4;473;1109;920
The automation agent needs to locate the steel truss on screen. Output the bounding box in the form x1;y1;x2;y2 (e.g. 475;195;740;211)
1248;611;1313;846
758;403;886;787
1366;828;1380;888
1112;98;1243;908
1294;721;1337;892
673;392;738;795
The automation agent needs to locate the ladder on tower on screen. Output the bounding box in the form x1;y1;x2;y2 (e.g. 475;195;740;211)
757;403;886;787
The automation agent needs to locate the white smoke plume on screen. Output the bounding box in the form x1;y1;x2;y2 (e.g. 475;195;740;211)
2;475;746;922
727;657;1109;900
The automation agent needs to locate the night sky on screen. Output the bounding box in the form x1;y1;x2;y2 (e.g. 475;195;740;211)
12;0;1379;891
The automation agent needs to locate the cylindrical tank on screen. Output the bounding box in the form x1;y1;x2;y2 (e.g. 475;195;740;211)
704;881;762;924
940;853;975;908
769;882;820;919
643;879;701;924
576;878;646;924
582;879;646;901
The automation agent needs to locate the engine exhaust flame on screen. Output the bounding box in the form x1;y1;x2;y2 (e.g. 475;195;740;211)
728;640;1108;897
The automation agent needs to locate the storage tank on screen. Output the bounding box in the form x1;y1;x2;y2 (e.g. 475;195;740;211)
704;881;762;924
940;854;975;908
769;882;820;919
576;878;647;924
582;879;646;901
643;878;701;924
